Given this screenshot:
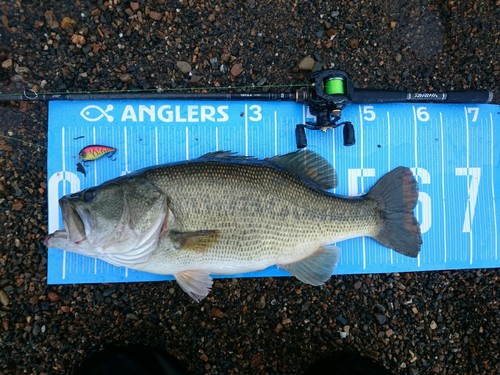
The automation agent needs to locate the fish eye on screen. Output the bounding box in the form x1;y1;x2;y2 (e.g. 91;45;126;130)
82;189;96;202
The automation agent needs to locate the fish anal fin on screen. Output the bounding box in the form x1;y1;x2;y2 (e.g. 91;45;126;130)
175;270;213;302
279;245;340;286
171;230;220;252
267;150;337;190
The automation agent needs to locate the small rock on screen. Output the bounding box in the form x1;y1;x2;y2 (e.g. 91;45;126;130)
211;307;225;318
230;63;243;77
395;53;402;63
0;291;9;307
209;57;219;69
282;318;292;325
149;11;163;21
219;64;228;74
375;314;387;325
60;16;76;30
430;320;437;330
44;10;59;29
354;281;362;289
326;28;336;37
47;291;60;302
336;315;347;325
130;2;140;11
385;328;394;337
11;199;23;211
348;38;360;49
200;353;209;362
298;56;315;71
389;21;397;29
71;34;86;46
1;59;12;69
118;73;132;82
176;61;192;74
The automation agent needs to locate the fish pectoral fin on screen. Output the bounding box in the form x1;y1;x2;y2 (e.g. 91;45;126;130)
170;230;221;252
279;245;340;286
175;270;213;302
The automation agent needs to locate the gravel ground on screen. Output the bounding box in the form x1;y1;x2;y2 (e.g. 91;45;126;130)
0;1;499;374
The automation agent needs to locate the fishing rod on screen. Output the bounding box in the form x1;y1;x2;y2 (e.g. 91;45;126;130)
1;69;493;148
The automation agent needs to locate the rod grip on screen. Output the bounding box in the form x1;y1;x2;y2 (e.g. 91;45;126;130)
350;89;408;103
443;90;493;103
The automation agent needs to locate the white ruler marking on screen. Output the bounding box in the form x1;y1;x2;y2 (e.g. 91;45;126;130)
245;104;249;156
412;106;421;267
61;127;66;280
185;126;189;160
490;113;498;260
358;105;366;270
387;111;393;265
440;112;447;263
463;106;473;264
155;126;159;165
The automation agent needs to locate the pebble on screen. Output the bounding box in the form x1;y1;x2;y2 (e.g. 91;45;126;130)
149;11;163;21
430;320;438;330
60;16;76;30
176;61;192;74
395;53;402;63
375;314;387;325
0;291;8;307
71;34;86;46
47;291;60;302
211;307;225;318
1;58;12;69
230;63;244;77
130;2;140;11
298;56;315;71
118;73;132;82
348;38;360;49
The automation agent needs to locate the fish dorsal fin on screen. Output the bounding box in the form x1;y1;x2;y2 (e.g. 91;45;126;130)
175;270;213;302
279;245;340;285
267;150;337;189
199;151;256;160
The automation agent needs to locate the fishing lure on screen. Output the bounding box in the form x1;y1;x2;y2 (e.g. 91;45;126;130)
78;145;116;162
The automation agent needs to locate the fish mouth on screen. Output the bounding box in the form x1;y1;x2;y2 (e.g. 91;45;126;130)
60;198;87;244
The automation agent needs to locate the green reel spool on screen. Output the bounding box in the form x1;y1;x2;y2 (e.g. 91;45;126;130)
324;77;345;95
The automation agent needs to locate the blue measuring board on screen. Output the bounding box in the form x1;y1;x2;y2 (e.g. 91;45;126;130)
46;99;500;284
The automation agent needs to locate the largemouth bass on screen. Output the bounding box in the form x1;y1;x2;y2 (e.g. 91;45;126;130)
45;151;421;301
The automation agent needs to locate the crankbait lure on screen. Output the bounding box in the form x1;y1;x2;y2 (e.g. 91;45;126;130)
78;145;116;162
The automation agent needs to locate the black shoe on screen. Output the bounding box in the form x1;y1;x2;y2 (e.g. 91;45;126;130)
74;344;189;375
304;351;392;375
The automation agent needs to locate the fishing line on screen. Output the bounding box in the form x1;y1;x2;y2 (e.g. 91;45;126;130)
0;134;48;149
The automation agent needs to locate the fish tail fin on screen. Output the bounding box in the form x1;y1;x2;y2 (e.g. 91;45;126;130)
367;167;422;257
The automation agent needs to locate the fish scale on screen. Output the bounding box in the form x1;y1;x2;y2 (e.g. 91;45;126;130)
140;161;386;269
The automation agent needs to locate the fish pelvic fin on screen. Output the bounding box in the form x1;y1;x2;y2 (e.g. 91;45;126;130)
367;167;422;257
175;270;213;302
170;230;221;252
279;245;340;285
